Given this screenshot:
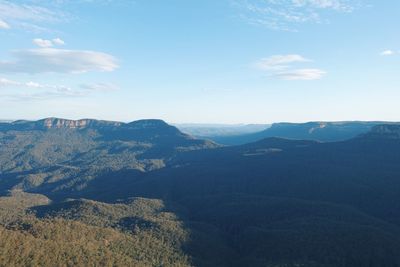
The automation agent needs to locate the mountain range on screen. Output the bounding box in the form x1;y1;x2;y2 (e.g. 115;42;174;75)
193;121;396;145
1;118;400;266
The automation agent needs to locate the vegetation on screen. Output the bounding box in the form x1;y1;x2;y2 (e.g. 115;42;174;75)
0;119;217;195
2;120;400;266
0;192;191;267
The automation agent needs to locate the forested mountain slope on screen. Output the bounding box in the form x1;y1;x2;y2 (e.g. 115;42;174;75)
0;118;218;196
1;121;400;266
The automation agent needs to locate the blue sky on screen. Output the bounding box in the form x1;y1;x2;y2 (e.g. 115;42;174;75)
0;0;399;123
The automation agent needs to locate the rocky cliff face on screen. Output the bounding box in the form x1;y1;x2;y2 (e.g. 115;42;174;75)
2;118;174;130
0;118;122;131
39;118;122;129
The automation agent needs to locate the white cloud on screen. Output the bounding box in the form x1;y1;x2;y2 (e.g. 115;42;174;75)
274;68;326;80
52;38;65;45
0;1;63;22
32;38;65;47
2;90;85;101
25;81;42;88
233;0;360;31
0;77;98;100
0;19;10;29
0;1;68;32
0;77;65;90
0;78;19;86
0;1;132;32
0;48;119;74
33;38;53;48
80;82;119;91
255;54;325;81
381;50;395;56
292;0;354;11
256;54;311;70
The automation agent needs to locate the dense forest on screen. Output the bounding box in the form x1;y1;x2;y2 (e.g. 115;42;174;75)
1;118;400;266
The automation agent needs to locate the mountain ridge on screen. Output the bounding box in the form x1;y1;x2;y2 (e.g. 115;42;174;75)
0;118;177;130
207;121;398;145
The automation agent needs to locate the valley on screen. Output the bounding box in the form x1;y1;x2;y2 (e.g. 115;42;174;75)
1;118;400;266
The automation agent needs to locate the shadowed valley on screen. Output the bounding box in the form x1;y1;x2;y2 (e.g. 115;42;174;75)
1;118;400;266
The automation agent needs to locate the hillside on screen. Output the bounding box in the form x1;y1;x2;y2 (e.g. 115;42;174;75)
0;118;218;196
0;192;191;266
60;124;400;266
1;121;400;266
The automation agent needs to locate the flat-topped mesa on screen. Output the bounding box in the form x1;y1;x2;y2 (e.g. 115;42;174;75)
39;118;171;130
41;118;92;129
363;124;400;139
127;119;170;129
39;118;122;129
124;119;187;137
0;118;180;132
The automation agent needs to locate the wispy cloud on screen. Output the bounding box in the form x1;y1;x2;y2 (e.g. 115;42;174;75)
0;78;19;87
0;18;10;29
1;77;71;90
0;47;119;74
0;77;118;101
381;50;395;56
2;90;85;101
0;1;134;32
80;82;119;91
274;68;326;80
256;54;311;70
0;76;84;100
292;0;354;11
52;38;65;45
233;0;361;31
33;38;53;48
0;0;68;32
255;54;325;80
32;38;65;48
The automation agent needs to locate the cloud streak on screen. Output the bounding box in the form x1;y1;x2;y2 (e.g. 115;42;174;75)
233;0;360;31
0;0;68;32
274;68;326;80
33;38;53;48
381;50;395;56
0;77;71;90
0;18;10;29
0;77;84;100
32;38;65;48
255;54;325;80
292;0;354;11
80;82;120;92
0;48;119;74
0;77;118;101
256;54;311;70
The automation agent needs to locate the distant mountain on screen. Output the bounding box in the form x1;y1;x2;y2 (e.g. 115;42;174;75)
210;121;395;145
175;123;270;138
361;124;400;139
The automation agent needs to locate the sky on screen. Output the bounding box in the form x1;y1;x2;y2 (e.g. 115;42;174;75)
0;0;399;124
